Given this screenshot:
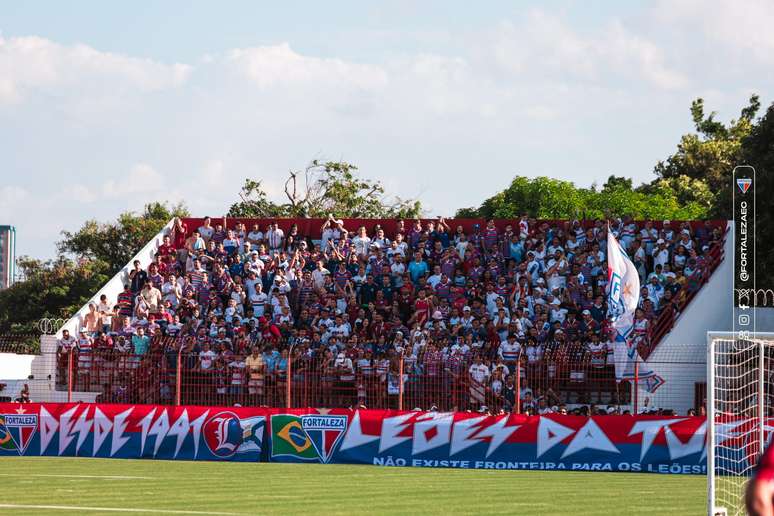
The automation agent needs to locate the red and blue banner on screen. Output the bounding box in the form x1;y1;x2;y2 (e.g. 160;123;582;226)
1;404;709;474
0;403;264;462
269;409;707;474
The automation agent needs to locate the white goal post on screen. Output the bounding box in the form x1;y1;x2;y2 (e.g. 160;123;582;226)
708;331;774;516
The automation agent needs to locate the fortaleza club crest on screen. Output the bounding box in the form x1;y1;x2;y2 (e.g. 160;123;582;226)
737;177;752;194
0;408;38;455
272;414;348;463
202;411;264;459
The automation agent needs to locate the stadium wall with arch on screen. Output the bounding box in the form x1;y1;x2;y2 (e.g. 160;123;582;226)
0;403;711;474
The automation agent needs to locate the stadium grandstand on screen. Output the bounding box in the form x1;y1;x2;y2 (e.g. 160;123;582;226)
16;215;728;416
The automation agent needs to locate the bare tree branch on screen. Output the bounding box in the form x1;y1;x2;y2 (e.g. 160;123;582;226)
284;171;298;207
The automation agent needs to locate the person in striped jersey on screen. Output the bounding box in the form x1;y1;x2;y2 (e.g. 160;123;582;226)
76;329;94;390
498;333;521;368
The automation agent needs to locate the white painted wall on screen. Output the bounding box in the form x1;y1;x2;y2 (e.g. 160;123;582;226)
0;353;34;379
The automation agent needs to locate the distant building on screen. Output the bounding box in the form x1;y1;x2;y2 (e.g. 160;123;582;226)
0;225;16;290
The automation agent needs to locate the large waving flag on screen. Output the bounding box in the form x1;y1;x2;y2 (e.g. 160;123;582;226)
606;226;664;394
606;227;639;338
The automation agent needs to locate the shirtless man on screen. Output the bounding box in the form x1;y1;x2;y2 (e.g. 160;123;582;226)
83;303;101;335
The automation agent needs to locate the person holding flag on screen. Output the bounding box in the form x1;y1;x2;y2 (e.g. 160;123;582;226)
607;224;664;395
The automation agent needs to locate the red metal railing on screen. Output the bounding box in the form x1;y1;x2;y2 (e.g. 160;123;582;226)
54;340;703;415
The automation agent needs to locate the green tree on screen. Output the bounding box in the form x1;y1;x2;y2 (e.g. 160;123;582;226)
654;95;760;217
227;179;290;218
228;160;422;219
58;202;189;274
457;175;711;221
465;176;587;219
0;256;111;333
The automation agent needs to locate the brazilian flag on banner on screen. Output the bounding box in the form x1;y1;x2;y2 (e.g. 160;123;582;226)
0;416;16;452
271;415;319;461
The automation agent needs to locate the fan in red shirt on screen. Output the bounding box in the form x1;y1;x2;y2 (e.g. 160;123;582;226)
157;235;176;260
413;289;432;327
169;217;187;245
258;317;281;342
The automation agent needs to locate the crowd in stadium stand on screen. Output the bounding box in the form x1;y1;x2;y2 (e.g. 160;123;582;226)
56;215;723;414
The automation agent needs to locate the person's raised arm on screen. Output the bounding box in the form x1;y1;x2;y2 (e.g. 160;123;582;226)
321;215;333;232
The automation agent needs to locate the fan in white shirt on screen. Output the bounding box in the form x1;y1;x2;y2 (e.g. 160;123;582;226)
352;228;372;256
250;291;268;317
246;229;263;249
266;226;284;251
525;343;544;363
468;360;491;384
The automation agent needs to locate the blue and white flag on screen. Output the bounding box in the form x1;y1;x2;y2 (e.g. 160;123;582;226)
606;227;639;338
606;227;664;393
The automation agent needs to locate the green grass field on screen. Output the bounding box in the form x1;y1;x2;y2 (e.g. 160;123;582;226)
0;457;704;515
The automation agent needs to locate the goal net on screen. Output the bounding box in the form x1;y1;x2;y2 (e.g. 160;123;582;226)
708;331;774;516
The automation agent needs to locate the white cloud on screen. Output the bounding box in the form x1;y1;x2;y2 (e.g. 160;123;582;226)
200;160;225;188
479;11;687;91
225;43;388;91
0;186;30;231
102;163;165;198
0;185;28;202
654;0;774;63
0;35;190;105
61;184;96;203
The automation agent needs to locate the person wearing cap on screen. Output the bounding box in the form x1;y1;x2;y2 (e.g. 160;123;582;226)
526;251;542;286
580;309;600;335
458;306;474;329
678;228;694;250
653;238;670;269
660;220;675;243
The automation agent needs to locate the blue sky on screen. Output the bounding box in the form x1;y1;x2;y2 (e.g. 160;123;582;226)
2;1;650;62
1;0;772;259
